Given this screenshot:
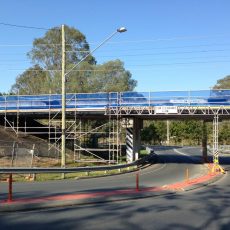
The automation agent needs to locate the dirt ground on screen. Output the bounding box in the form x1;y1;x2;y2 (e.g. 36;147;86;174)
0;126;63;167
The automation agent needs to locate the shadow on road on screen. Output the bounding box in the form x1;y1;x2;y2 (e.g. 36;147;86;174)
0;182;230;230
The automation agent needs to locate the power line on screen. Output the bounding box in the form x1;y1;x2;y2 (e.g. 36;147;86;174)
5;60;230;71
125;60;230;68
7;69;124;72
0;22;49;30
1;43;230;58
2;54;230;63
2;47;226;58
97;49;230;58
97;43;230;53
0;35;229;47
0;22;229;61
97;34;229;45
0;44;61;47
126;55;230;63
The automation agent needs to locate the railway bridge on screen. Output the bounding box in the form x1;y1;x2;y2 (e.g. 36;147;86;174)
0;89;230;168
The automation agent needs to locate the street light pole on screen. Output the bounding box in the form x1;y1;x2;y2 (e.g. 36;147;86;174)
61;26;127;169
65;27;127;80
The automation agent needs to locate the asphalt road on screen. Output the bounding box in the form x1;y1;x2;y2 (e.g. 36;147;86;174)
0;146;204;200
1;146;229;230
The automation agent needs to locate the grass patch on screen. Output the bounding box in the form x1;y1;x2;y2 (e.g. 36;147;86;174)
139;149;149;158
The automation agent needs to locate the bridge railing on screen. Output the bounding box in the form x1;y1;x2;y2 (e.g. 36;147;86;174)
1;89;230;111
120;90;230;107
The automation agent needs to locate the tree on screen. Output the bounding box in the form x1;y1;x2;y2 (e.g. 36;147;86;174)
141;121;166;145
213;75;230;89
141;123;159;145
11;25;137;94
154;121;167;143
170;121;186;144
65;60;137;93
28;25;96;70
11;65;49;94
184;120;203;145
219;121;230;144
91;60;137;92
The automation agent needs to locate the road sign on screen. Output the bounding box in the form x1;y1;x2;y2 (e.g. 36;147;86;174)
155;106;178;114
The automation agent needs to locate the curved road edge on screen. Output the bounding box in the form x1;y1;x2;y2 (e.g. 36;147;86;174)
0;148;226;212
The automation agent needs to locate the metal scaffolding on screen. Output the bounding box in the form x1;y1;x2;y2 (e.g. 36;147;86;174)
1;90;230;166
212;114;225;173
2;93;122;164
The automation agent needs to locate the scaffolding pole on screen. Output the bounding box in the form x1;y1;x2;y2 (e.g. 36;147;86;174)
212;114;225;174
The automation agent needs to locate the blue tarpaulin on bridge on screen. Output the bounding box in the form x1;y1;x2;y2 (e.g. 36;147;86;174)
0;90;230;111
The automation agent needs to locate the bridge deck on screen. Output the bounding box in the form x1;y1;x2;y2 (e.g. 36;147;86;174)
1;90;230;117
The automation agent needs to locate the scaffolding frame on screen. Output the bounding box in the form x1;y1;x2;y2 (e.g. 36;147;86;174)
212;114;225;173
2;93;122;164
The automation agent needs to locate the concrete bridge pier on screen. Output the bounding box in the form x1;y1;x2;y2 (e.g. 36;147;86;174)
126;118;143;163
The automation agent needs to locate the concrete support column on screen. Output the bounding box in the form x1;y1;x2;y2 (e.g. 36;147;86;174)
126;118;143;163
133;118;142;161
202;120;208;163
126;127;134;163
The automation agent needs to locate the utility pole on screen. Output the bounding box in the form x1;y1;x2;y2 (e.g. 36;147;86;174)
61;24;66;169
60;26;126;172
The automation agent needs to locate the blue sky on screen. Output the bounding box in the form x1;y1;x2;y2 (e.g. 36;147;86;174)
0;0;230;93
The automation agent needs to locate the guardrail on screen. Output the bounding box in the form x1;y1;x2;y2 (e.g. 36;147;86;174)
1;153;156;203
207;145;230;154
0;153;156;174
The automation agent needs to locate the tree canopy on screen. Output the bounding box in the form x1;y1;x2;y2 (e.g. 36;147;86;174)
28;26;96;70
213;75;230;89
141;120;204;146
11;25;137;94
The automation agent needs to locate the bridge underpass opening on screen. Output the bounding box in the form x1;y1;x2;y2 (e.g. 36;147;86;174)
125;115;228;171
1;117;124;165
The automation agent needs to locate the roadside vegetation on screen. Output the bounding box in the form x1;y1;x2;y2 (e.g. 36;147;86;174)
141;120;230;146
10;25;136;95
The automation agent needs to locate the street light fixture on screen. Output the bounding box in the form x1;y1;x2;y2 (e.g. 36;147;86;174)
61;25;127;169
117;27;127;33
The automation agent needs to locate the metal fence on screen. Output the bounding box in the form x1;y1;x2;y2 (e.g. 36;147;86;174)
0;141;34;167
